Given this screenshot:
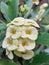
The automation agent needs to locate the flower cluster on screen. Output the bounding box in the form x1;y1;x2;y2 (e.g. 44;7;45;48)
2;17;39;60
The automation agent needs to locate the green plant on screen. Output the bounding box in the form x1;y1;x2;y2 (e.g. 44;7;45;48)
0;0;49;65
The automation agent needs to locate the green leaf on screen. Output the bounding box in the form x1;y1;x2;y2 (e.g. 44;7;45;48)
26;0;33;8
0;0;8;2
0;59;18;65
24;0;33;18
43;63;49;65
0;23;7;30
23;60;30;65
8;0;19;20
1;2;11;22
0;30;6;46
24;9;33;18
0;48;4;56
30;52;49;65
0;22;6;46
0;41;2;47
0;3;1;11
31;6;40;19
36;32;49;47
0;30;6;39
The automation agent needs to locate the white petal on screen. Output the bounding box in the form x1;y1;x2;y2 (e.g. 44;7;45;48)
17;44;25;52
6;26;12;38
6;25;21;39
2;38;9;48
21;26;38;40
8;52;14;60
28;27;38;40
6;32;11;38
25;40;35;50
14;50;22;57
25;19;40;28
6;49;14;59
21;26;29;38
7;45;17;50
7;39;18;50
12;32;21;39
21;32;27;38
14;50;34;60
11;17;25;25
4;37;18;50
22;50;34;60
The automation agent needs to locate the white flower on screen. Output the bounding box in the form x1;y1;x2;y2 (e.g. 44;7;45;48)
6;25;21;39
2;37;18;50
7;17;25;26
14;50;34;60
6;49;14;60
32;0;39;5
17;38;35;52
7;17;39;28
24;19;39;28
40;3;48;9
21;26;38;40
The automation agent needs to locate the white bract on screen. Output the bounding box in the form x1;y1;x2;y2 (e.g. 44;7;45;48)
24;19;40;28
2;37;18;50
14;50;34;60
6;49;14;59
21;26;38;40
7;17;25;26
6;25;21;39
17;38;35;52
7;17;39;28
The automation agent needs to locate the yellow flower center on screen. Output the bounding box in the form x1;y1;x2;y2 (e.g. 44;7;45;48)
22;40;28;46
10;28;16;34
21;52;26;54
25;29;32;35
7;38;13;45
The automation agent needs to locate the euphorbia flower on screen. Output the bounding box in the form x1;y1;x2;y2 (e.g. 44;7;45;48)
14;50;34;60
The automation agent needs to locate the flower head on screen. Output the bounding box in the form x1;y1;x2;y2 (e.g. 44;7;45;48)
7;17;25;26
17;38;35;52
6;25;21;39
21;26;38;40
14;50;34;60
2;37;18;50
24;19;40;28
